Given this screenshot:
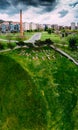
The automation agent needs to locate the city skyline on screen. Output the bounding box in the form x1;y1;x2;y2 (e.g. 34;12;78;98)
0;0;78;26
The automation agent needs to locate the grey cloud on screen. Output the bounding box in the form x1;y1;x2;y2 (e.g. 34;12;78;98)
58;10;68;18
0;0;10;9
69;2;78;8
0;0;58;14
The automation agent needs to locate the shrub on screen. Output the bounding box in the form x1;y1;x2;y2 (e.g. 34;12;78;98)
48;28;52;34
16;36;25;46
34;39;54;47
25;42;34;48
34;40;45;47
67;35;78;50
45;38;54;45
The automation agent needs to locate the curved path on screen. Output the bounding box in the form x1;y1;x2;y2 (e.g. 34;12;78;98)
24;33;41;44
50;45;78;66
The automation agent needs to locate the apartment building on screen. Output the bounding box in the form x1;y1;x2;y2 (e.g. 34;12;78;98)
1;22;9;32
30;22;38;30
71;22;75;30
9;22;20;32
23;22;30;31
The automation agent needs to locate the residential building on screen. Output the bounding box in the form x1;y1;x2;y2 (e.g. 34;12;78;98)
23;22;30;31
71;22;75;30
30;22;38;30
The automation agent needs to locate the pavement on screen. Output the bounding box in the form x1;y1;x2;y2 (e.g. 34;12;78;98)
24;33;41;44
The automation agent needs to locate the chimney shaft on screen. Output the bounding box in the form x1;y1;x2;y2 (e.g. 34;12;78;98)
20;9;23;37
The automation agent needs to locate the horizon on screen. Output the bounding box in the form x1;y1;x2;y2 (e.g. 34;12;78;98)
0;0;78;26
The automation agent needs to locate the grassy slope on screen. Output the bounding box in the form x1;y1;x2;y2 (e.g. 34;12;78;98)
0;55;47;130
0;47;78;130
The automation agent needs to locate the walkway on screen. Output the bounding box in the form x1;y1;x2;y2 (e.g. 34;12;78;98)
24;33;41;44
50;45;78;66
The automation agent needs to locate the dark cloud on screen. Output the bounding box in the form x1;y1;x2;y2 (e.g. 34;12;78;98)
69;2;78;8
0;0;58;13
58;10;68;18
0;0;10;9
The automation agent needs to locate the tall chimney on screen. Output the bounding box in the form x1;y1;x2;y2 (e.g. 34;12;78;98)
20;9;23;37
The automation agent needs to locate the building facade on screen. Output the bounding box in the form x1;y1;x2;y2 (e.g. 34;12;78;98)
71;22;75;30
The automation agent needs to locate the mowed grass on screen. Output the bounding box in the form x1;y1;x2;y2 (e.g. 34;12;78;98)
0;46;78;130
41;32;61;43
0;32;36;40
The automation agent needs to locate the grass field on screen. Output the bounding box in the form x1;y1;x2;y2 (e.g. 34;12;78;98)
41;32;61;43
0;32;36;40
0;46;78;130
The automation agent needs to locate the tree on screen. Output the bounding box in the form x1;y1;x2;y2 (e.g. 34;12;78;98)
48;28;52;34
68;35;78;50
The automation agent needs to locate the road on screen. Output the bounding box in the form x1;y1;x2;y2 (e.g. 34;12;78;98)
24;33;41;44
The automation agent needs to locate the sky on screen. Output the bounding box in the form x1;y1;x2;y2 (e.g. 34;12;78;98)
0;0;78;26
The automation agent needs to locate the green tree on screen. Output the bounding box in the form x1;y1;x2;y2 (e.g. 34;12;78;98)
48;29;52;34
67;35;78;50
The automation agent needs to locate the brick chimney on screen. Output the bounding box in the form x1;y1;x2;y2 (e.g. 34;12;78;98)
20;9;23;37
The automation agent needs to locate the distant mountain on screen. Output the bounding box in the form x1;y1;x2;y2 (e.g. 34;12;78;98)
0;19;5;23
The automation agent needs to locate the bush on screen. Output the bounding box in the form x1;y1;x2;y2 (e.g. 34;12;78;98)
34;39;54;47
34;40;45;47
7;42;16;49
67;35;78;50
45;38;54;46
16;36;25;46
48;28;52;34
25;42;34;48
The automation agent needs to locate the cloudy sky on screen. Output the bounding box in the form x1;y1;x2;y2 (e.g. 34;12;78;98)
0;0;78;26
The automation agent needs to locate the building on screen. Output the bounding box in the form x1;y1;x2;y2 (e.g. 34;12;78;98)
53;24;59;30
71;22;75;30
37;24;45;30
30;22;38;30
1;22;9;33
23;22;30;31
9;22;20;32
77;23;78;29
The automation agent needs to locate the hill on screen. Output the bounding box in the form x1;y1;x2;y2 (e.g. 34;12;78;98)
0;47;78;130
0;19;4;23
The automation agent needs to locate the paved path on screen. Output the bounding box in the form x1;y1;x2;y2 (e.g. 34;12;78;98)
50;45;78;66
24;33;41;44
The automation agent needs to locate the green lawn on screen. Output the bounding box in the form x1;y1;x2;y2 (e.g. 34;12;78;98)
0;46;78;130
41;32;61;43
0;32;36;40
